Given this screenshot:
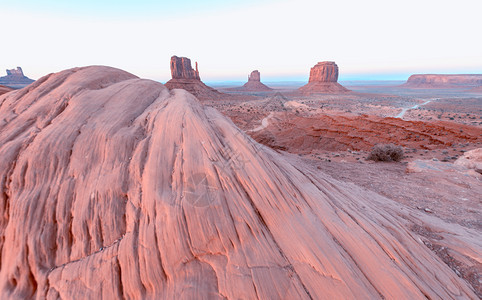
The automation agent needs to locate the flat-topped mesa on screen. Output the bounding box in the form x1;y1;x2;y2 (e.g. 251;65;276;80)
170;56;200;80
404;74;482;88
299;61;349;93
309;61;339;82
248;70;261;82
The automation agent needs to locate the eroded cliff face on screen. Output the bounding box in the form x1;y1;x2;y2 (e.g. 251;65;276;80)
308;61;339;83
248;70;261;82
0;66;479;299
299;61;349;93
6;67;25;77
405;74;482;88
170;56;200;80
165;56;222;100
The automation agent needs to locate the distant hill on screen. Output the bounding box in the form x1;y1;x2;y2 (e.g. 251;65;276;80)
403;74;482;88
0;67;35;89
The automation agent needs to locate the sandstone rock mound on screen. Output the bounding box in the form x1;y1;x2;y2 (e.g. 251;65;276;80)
0;66;479;298
404;74;482;88
0;67;35;89
165;56;222;100
299;61;349;93
455;148;482;174
231;70;272;92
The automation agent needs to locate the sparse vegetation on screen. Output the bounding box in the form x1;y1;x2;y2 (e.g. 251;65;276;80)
367;144;404;162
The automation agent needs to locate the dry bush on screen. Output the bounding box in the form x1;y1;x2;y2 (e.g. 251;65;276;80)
367;144;404;162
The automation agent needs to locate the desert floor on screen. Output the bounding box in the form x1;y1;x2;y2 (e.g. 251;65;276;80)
204;83;482;294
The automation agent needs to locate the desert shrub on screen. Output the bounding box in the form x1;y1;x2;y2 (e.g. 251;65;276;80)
367;144;404;162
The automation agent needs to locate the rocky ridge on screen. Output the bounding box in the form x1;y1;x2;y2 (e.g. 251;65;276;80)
404;74;482;88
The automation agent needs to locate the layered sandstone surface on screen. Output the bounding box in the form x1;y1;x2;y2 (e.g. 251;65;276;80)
250;113;482;153
299;62;349;93
165;56;222;100
404;74;482;88
0;66;480;299
0;85;13;96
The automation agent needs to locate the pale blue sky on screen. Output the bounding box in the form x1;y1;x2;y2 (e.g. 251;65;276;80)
1;0;481;82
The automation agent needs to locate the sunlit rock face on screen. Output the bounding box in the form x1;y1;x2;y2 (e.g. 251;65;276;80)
165;56;222;100
308;61;339;82
299;61;349;93
170;56;200;80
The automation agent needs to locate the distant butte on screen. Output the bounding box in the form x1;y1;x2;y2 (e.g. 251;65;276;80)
164;56;223;100
298;61;350;93
231;70;272;92
0;67;35;89
404;74;482;88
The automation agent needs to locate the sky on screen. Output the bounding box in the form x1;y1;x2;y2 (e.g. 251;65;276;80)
1;0;481;82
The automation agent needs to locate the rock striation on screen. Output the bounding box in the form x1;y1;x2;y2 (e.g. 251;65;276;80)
299;61;349;93
165;56;222;100
404;74;482;88
0;66;479;298
309;61;339;82
0;85;13;96
0;67;35;89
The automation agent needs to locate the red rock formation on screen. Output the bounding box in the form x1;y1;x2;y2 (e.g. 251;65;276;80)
309;61;339;82
0;84;13;95
248;70;260;82
250;112;482;152
170;56;200;80
404;74;482;88
165;56;222;100
299;61;349;93
0;66;479;298
230;70;272;92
